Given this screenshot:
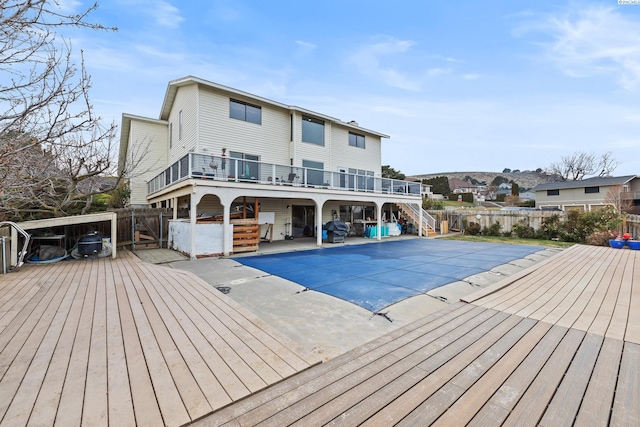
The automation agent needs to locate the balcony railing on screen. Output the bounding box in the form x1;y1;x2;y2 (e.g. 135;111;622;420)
147;153;422;197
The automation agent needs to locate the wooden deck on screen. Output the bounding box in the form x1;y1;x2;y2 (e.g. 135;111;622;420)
204;244;639;426
0;251;317;427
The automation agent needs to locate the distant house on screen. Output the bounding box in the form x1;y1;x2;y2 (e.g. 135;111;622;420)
448;178;477;194
532;175;640;212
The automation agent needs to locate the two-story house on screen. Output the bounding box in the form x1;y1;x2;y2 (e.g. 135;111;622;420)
119;76;431;257
532;175;640;212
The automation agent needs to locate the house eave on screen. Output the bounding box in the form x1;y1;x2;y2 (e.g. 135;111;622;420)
158;76;389;139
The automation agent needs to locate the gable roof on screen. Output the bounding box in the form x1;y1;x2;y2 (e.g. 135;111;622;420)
532;175;637;192
448;177;476;190
159;76;390;138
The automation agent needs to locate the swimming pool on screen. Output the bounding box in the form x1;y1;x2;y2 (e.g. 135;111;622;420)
236;239;542;312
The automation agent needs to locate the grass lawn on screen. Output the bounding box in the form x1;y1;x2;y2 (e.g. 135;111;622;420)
440;234;575;249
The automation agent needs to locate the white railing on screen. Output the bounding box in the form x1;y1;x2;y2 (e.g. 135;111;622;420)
148;153;422;197
400;203;437;232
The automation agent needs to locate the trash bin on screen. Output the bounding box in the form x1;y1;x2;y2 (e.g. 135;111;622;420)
441;220;449;234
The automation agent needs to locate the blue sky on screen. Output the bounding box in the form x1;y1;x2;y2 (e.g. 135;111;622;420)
61;0;640;176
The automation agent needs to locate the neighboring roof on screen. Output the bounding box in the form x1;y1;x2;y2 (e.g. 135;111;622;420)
532;175;638;192
448;177;477;191
159;75;390;139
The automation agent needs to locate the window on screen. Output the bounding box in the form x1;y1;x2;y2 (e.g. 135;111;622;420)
169;123;173;148
229;151;259;179
178;110;183;140
230;99;261;124
547;189;559;196
584;186;600;194
348;132;365;149
303;160;324;185
302;115;324;146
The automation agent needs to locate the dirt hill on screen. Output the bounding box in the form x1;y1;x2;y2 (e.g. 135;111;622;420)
413;171;552;190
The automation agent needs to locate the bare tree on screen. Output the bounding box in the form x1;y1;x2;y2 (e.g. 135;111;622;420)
605;185;633;214
0;1;133;220
546;151;620;181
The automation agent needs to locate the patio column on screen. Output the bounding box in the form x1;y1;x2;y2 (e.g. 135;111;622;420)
315;199;325;247
172;197;178;219
189;194;198;260
222;203;232;256
375;202;382;241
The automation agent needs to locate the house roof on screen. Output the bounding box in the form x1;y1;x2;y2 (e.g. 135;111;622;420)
532;175;638;192
118;113;168;175
448;177;477;191
159;75;390;138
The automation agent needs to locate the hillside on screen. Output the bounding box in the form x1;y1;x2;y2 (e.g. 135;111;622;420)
413;171;552;190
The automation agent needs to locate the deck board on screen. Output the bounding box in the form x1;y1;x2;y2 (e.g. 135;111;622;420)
2;243;638;426
0;250;316;426
204;244;640;427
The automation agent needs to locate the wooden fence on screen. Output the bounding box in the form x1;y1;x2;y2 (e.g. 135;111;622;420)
427;209;640;238
625;214;640;238
114;208;188;250
427;209;567;234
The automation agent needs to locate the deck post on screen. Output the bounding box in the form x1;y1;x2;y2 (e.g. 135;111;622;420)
376;202;382;241
189;194;198;260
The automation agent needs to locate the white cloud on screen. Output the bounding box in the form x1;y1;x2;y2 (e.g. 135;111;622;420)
295;40;316;56
150;1;185;29
520;6;640;90
462;73;481;80
347;37;423;91
54;0;81;13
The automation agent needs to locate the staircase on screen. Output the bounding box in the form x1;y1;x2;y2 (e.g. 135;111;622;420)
396;203;438;237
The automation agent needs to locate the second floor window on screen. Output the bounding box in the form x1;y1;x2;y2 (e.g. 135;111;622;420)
230;99;261;124
179;110;183;140
348;132;365;149
547;189;559;196
302;115;324;146
585;186;600;194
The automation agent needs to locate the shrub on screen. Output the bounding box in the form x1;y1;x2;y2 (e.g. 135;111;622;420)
423;198;445;210
465;221;481;235
483;222;502;236
536;214;564;241
585;231;616;246
513;221;535;239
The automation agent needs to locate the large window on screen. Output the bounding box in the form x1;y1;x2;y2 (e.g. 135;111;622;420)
584;186;600;194
348;132;365;149
302;115;324;146
303;160;324;185
547;189;559;196
230;151;259;179
230;99;262;124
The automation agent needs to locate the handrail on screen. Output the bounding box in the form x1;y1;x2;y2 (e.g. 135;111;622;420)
400;203;437;233
0;221;30;272
147;152;422;197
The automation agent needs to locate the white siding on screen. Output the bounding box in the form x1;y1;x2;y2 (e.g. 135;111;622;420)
291;112;382;175
198;86;291;164
330;126;382;175
168;84;199;163
128;120;168;206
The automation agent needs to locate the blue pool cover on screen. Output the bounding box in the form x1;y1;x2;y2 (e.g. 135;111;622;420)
236;239;542;312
